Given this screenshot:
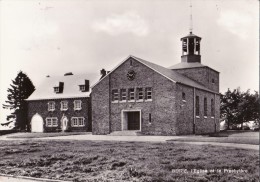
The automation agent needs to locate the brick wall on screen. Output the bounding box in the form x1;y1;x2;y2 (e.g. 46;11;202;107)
175;84;220;135
92;58;178;135
91;57;220;136
27;97;91;132
174;67;219;92
91;76;111;135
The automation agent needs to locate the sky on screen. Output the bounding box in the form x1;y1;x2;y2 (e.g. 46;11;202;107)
0;0;258;125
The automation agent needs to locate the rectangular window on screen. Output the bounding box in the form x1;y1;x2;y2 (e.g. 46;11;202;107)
78;117;84;126
120;89;127;101
54;87;59;93
149;113;152;124
71;117;85;127
182;92;186;101
145;87;152;100
48;101;55;111
74;100;82;110
46;118;52;126
79;85;85;92
128;88;135;101
211;99;215;117
112;89;119;101
204;98;207;117
137;88;143;100
196;96;200;116
60;101;68;111
46;117;58;127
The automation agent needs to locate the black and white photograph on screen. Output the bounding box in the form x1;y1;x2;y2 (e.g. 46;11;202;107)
0;0;259;181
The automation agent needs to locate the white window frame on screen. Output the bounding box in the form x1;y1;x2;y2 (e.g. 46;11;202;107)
137;88;143;101
112;89;119;102
120;89;127;102
145;87;152;101
129;88;135;101
46;117;58;127
71;117;85;127
48;101;55;111
74;100;82;110
60;101;68;111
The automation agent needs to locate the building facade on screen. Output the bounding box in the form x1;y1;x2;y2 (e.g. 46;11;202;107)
91;32;220;135
27;74;91;132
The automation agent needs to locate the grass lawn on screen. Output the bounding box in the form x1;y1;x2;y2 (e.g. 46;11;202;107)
168;131;259;145
0;140;258;182
7;132;90;138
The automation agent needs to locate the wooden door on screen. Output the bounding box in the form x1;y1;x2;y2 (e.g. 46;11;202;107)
128;112;140;130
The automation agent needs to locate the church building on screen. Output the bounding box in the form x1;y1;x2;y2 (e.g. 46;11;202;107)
91;32;220;135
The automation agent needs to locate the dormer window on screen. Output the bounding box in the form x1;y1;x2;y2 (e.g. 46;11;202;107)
79;85;86;92
54;82;64;94
79;80;89;92
54;87;60;93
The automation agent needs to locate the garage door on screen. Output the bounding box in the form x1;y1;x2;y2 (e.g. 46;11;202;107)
31;113;44;132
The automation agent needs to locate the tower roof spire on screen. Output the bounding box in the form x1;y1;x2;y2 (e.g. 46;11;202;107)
189;0;193;34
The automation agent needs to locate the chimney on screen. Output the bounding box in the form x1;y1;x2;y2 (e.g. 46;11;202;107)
100;69;109;80
85;80;90;92
64;72;73;76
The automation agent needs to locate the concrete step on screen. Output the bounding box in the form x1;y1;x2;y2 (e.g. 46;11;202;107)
108;130;142;136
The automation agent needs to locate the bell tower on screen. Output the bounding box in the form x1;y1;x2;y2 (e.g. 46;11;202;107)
181;0;201;63
181;32;201;63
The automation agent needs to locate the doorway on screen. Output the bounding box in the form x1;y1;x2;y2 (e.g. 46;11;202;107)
31;113;44;132
121;110;141;131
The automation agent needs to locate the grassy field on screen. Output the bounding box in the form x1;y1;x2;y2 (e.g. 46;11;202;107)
7;132;89;138
168;131;259;145
0;140;258;182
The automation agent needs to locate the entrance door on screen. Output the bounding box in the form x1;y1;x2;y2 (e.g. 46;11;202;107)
128;112;140;130
31;113;44;132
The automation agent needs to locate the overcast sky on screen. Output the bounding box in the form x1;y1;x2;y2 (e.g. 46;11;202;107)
0;0;258;124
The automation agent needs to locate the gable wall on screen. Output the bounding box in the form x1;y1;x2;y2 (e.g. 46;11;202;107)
92;58;178;135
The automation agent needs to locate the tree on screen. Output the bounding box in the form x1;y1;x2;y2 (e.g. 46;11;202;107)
2;71;35;131
221;88;260;130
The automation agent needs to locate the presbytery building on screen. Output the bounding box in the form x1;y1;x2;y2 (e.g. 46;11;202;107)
26;73;91;132
91;32;220;135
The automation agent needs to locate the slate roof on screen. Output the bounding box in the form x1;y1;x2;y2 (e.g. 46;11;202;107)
131;56;216;93
168;62;219;73
168;62;206;69
93;55;218;93
27;74;91;101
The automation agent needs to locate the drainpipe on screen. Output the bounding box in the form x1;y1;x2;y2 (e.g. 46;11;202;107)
193;87;196;134
108;74;111;134
214;94;217;133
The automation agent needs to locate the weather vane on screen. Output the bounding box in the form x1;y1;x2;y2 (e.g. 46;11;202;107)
189;0;193;34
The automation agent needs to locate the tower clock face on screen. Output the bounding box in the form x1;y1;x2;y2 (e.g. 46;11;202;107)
127;70;136;80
